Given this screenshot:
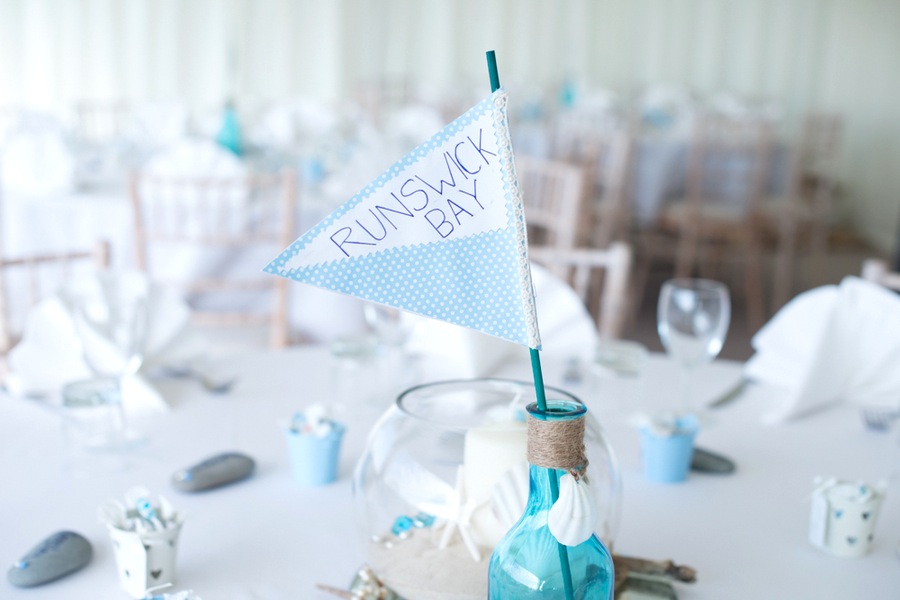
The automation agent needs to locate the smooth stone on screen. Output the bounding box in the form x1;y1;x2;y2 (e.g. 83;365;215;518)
7;531;92;588
690;446;736;474
172;451;255;492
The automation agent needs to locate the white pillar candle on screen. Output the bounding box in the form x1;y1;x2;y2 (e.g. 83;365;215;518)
462;421;527;549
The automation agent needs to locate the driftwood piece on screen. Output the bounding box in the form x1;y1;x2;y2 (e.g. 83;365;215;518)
317;565;402;599
613;553;697;588
316;584;354;599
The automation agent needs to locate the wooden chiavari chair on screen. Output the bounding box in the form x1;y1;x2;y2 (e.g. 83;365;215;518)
130;170;296;349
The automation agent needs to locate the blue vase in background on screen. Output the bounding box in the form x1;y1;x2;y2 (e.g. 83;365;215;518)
559;77;578;109
216;100;243;157
488;399;615;599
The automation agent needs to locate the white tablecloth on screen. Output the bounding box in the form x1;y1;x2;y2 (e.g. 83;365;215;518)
2;346;898;599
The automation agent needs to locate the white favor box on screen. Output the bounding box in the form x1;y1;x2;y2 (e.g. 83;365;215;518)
809;478;885;558
108;521;183;598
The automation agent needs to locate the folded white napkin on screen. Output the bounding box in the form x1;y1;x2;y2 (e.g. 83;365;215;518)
252;97;339;148
404;320;517;380
290;288;370;343
385;104;446;155
556;89;624;134
251;104;297;149
7;271;206;416
707;91;783;124
144;138;246;179
317;131;392;210
745;276;900;422
577;88;622;114
404;263;598;379
639;84;696;136
126;101;189;150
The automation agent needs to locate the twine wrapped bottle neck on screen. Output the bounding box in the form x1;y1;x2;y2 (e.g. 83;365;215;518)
526;411;589;480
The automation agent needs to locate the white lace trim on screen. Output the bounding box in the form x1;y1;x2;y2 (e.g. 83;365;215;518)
492;89;541;349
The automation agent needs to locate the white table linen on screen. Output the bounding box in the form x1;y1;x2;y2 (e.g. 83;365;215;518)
746;276;900;423
1;346;898;599
6;270;207;416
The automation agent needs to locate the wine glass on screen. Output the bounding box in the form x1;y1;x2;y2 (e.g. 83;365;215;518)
363;303;414;349
64;271;149;384
362;302;418;401
657;278;731;415
60;271;150;465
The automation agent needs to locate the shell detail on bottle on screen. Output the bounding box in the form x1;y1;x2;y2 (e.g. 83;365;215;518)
548;473;597;546
490;461;529;530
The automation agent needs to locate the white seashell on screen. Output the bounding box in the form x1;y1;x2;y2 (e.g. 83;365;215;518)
548;473;597;546
491;462;530;530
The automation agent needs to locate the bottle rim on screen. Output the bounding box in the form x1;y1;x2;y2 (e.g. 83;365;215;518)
526;399;587;421
396;378;582;427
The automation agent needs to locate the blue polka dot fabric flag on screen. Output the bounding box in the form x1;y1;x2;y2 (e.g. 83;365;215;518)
265;89;541;349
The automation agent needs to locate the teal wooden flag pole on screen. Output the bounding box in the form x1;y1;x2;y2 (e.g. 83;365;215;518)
485;49;575;600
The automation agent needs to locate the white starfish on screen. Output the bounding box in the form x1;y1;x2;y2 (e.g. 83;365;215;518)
437;465;482;562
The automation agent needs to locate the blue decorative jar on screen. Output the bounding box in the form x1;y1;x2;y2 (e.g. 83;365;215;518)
216;100;243;157
488;399;615;599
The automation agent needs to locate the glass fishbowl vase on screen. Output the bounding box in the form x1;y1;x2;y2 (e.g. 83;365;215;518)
352;378;621;600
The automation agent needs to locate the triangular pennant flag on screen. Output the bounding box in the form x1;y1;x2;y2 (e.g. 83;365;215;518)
265;89;541;349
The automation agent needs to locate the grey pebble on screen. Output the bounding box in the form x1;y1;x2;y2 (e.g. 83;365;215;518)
7;531;92;588
172;451;255;492
690;446;736;474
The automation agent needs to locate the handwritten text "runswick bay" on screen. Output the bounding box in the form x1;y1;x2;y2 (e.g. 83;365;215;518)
329;128;499;257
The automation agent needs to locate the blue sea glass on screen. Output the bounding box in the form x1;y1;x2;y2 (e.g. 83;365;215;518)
488;400;615;599
391;516;413;535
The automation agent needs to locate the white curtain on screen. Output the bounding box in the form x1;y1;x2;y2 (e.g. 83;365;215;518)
1;0;899;251
0;0;858;112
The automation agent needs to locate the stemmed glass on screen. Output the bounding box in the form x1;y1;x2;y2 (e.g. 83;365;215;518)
363;303;414;349
67;273;149;383
60;271;150;465
657;278;731;415
362;302;418;401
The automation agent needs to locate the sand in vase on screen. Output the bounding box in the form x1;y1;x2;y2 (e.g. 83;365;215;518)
369;528;488;600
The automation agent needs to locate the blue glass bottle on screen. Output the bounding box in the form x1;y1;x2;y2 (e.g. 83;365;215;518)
488;400;615;599
216;100;243;157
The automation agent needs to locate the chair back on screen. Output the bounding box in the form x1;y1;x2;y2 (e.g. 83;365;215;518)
130;170;296;348
798;113;843;187
0;241;110;367
551;121;635;248
515;156;586;250
529;241;632;339
75;100;130;144
782;112;844;221
593;129;635;246
685;112;775;219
